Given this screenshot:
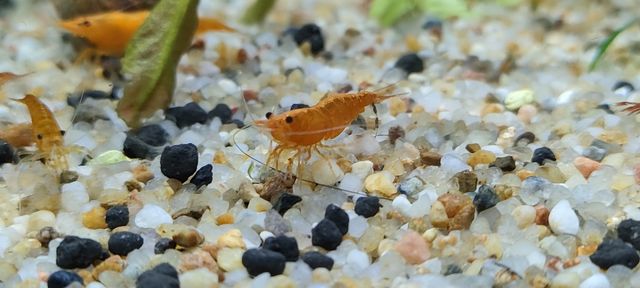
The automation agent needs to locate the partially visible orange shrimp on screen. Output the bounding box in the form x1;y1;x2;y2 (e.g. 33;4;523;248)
14;94;68;173
0;123;34;148
253;85;398;175
617;102;640;115
0;72;29;86
59;10;235;56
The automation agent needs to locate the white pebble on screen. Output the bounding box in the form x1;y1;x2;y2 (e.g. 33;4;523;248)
86;282;107;288
579;273;610;288
338;173;364;192
135;204;173;229
60;182;89;212
348;214;368;238
344;249;370;276
218;79;238;95
549;200;579;235
440;153;471;174
392;195;412;217
351;161;374;179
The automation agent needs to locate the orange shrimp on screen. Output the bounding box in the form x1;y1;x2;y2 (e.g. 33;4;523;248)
59;10;235;56
617;102;640;114
14;94;68;173
253;86;397;175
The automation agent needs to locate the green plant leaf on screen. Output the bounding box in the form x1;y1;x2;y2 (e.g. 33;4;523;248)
416;0;469;18
116;0;199;128
589;19;637;72
369;0;416;27
242;0;277;24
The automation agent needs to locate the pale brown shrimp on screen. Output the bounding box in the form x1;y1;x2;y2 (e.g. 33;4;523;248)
14;94;69;173
617;101;640;115
253;85;398;175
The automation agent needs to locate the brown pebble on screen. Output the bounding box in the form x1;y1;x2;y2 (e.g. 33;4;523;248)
77;270;94;285
467;150;496;167
534;205;549;226
202;243;219;259
92;255;124;279
172;206;209;220
573;156;601;178
394;230;430;264
514;132;536;147
167;178;182;192
36;226;60;246
180;250;219;273
132;165;154;183
388;126;405;146
82;206;108;229
420;151;442;166
59;170;79;184
434;193;476;230
216;213;235;225
173;229;205;248
494;185;515;200
261;173;295;201
124;180;142;192
454;170;478;193
466;143;481;153
576;244;598;256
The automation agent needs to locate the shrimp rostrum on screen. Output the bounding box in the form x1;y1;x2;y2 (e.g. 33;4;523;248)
253;85;399;177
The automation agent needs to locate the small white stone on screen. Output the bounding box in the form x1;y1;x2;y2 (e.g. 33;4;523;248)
344;249;370;276
549;200;579;235
179;268;219;288
504;89;535;110
86;282;107;288
338;173;364;192
60;182;89;212
511;205;536;228
218;79;238;95
392;195;412;217
134;204;172;229
310;158;344;186
348;215;368;238
351;161;374;179
440;153;470;174
579;273;610;288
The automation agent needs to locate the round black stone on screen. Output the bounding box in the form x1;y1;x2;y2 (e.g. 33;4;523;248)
273;193;302;215
137;263;179;288
301;251;334;270
473;185;500;212
123;134;157;160
208;103;233;124
612;81;635;93
135;124;169;146
293;23;325;55
618;219;640;250
108;231;144;256
190;164;213;189
590;238;639;269
355;197;381;218
491;156;516;172
0;140;16;165
66;90;112;108
262;235;299;261
160;143;198;182
165;102;208;128
324;204;349;235
394;53;424;74
531;147;556;165
47;270;83;288
422;19;443;30
56;236;103;269
105;205;129;230
154;238;177;254
242;248;286;276
311;219;343;250
290;103;310;110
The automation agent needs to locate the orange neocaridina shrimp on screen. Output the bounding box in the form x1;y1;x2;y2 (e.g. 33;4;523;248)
617;101;640;114
59;10;235;56
253;85;399;176
14;94;69;173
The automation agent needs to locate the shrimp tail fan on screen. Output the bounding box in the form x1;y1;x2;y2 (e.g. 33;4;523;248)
617;101;640;115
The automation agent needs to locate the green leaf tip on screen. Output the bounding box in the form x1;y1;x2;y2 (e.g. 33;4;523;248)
242;0;277;24
588;19;637;72
116;0;199;128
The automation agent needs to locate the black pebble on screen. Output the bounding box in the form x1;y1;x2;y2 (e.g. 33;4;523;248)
394;53;424;74
135;124;169;146
443;264;463;275
590;238;639;269
155;238;177;254
47;270;84;288
301;251;334;270
262;235;299;261
491;156;516;172
354;197;381;218
473;185;500;212
108;231;144;256
123;134;157;160
66;90;114;108
311;219;343;250
190;164;213;189
160;143;198;182
242;248;287;276
531;147;556;165
273;193;302;215
56;236;103;269
290;103;310;110
422;19;443;30
208;103;233;124
231;119;245;128
137;263;180;288
618;219;640;250
325;204;349;235
596;104;615;114
514;131;536;147
105;205;129;229
0;0;14;12
165;102;208;128
612;81;635;93
0;140;16;165
293;23;325;55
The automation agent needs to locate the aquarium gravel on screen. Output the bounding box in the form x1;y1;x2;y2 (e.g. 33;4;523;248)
1;0;640;287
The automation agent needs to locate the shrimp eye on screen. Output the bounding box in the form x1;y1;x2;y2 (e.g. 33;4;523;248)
36;134;43;140
285;116;293;123
265;112;272;119
80;20;91;27
60;130;65;136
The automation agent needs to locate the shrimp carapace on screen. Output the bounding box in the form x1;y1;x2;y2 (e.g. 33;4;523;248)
14;94;68;172
59;10;235;56
253;86;399;176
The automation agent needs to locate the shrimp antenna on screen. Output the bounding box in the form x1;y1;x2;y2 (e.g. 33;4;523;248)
231;124;394;201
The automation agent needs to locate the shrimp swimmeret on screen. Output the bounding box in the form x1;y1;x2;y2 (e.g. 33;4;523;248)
252;85;400;177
